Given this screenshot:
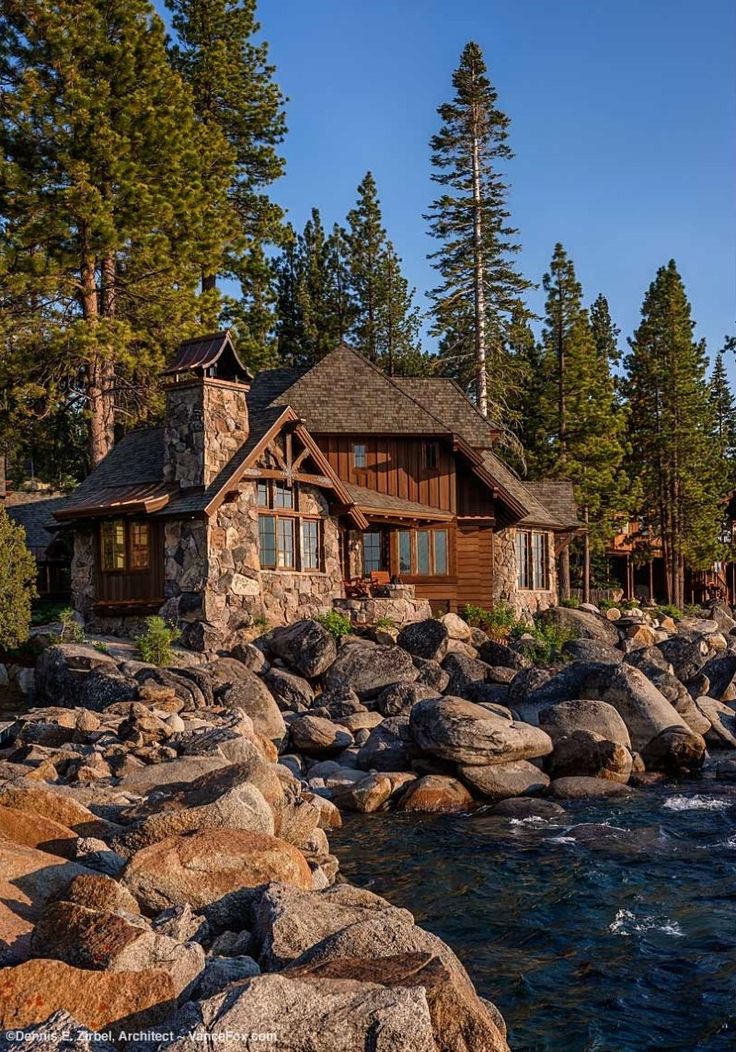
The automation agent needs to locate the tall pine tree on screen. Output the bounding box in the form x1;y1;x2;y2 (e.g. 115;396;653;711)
346;172;386;364
426;41;531;424
0;0;228;466
625;261;724;606
166;0;287;361
710;349;736;472
533;244;629;551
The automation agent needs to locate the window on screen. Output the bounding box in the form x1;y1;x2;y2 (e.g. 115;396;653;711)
362;531;384;573
516;530;550;590
256;480;322;572
301;519;320;570
353;443;367;469
422;441;440;471
100;519;150;572
129;523;150;570
101;520;126;571
395;528;449;577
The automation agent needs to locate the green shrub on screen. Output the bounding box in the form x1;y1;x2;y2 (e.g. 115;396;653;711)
0;509;37;650
53;607;86;644
93;641;110;654
461;602;517;640
136;616;181;666
560;597;580;609
374;615;395;629
655;603;683;621
316;609;353;641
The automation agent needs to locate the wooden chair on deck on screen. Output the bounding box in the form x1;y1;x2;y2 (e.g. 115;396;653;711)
369;570;391;596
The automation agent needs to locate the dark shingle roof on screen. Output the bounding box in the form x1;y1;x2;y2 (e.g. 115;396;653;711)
393;377;499;449
264;347;448;435
525;481;581;529
5;493;67;556
479;452;562;529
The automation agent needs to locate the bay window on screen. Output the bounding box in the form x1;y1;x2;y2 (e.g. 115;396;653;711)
396;528;449;577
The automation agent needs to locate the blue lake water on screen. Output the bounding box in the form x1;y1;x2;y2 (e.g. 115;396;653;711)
331;782;736;1051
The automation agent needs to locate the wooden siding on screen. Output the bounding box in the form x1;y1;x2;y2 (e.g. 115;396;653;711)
455;520;494;609
95;520;165;606
457;468;495;518
318;435;456;513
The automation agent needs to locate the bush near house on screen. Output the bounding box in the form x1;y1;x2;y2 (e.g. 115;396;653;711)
136;616;181;666
316;610;353;641
0;508;37;650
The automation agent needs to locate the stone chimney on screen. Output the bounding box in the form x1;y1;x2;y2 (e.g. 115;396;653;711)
162;332;253;489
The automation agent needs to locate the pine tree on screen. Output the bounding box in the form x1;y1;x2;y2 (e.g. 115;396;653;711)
507;306;545;472
0;0;228;466
166;0;287;355
272;211;354;366
625;261;724;606
346;172;387;363
710;349;736;471
535;244;629;551
590;294;622;369
375;242;426;376
425;41;532;423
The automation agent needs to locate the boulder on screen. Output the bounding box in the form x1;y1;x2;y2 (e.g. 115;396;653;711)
539;606;618;644
34;644;120;706
642;668;712;735
31;900;204;996
0;803;78;859
116;767;276;853
264;668;314;712
116;755;231;795
458;760;549;801
0;784;113;840
0;1010;114;1052
122;830;312;917
492;797;566;819
546;730;632;784
375;681;439;717
441;612;473;641
548;777;634;800
441;653;500;698
412;657;450;693
334;772;416;814
695;696;736;748
268;620;338;678
598;664;706;769
477;639;530;670
398;775;473;813
657;634;710;682
397;619;450;662
562;639;623;664
640;727;707;773
324;644;417;700
290;715;354;757
0;842;93;964
0;959;176;1035
160;972;437;1052
700;653;736;701
703;601;736;634
219;675;286;743
357;716;413;772
538;699;631;748
61;873;140;915
230;642;268;675
191;955;260;1001
410;696;553;767
287;953;510;1052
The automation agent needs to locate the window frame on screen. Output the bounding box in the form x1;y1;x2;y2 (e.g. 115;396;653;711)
352;443;368;470
516;530;550;591
99;519;151;575
395;527;450;578
421;441;440;472
362;530;386;574
256;480;324;573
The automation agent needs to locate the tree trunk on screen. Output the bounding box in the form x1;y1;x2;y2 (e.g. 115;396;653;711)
558;544;571;600
470;97;488;416
582;506;591;604
202;271;217;294
557;296;567;454
81;254;114;467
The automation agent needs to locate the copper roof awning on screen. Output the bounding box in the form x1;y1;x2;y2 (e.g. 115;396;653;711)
53;483;177;521
162;330;253;380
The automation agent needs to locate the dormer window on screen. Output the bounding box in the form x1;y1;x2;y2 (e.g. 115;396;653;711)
353;444;367;469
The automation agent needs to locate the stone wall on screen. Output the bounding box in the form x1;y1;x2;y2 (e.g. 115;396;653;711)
70;527;96;618
493;526;558;619
163;379;249;488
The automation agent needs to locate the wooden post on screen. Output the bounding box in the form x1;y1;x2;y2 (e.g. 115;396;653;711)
582;507;591;604
648;558;654;603
559;544;571;601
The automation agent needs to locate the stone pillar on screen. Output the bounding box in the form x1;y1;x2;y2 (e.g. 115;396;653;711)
163;378;249;488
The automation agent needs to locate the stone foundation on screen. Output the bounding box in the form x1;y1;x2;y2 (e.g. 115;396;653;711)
334;587;433;627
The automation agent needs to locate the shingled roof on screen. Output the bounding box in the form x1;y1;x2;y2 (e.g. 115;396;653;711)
525;481;582;530
344;483;454;523
6;492;68;557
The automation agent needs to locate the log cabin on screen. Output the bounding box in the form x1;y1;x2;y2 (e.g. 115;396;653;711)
52;332;582;648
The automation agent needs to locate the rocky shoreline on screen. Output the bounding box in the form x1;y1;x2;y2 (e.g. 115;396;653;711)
1;600;736;1050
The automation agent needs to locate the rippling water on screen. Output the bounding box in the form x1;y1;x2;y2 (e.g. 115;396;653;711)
331;782;736;1051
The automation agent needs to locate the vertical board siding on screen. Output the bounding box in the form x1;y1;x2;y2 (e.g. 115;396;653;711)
456;521;494;608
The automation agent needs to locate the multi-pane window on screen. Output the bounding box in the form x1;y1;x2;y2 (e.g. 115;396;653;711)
257;481;322;572
101;520;126;571
353;443;367;469
516;530;550;590
422;441;440;470
396;528;449;577
362;531;384;573
100;519;150;572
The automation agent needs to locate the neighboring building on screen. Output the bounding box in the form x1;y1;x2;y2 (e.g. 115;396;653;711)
52;333;581;646
3;484;71;601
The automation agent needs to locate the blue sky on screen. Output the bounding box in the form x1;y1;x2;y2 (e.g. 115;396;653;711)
160;0;736;371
